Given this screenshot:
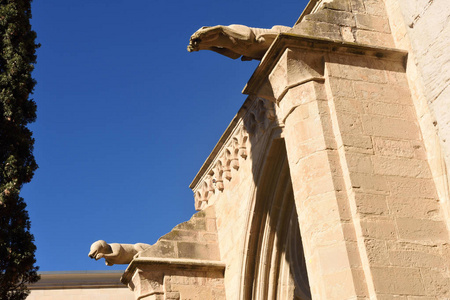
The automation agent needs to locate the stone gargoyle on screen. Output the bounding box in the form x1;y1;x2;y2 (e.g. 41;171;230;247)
88;240;150;266
187;24;290;61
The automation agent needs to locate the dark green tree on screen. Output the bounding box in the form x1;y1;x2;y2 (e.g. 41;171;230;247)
0;0;40;299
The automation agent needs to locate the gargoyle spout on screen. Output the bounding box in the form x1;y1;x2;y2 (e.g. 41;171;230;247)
88;240;150;266
187;24;290;61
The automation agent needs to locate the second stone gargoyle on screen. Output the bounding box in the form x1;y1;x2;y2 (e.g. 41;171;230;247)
187;24;290;61
88;240;150;266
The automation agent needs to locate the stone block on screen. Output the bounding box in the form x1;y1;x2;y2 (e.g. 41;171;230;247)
388;248;445;269
353;81;412;105
372;156;432;178
341;134;374;152
327;62;388;84
386;196;441;220
355;14;391;33
373;137;416;158
360;218;397;240
328;77;356;98
350;173;388;193
333;97;365;114
345;153;374;174
174;217;206;231
395;218;448;242
161;230;199;242
200;233;218;243
177;242;220;260
337;112;364;135
340;26;356;42
362;101;415;120
294;20;343;41
384;69;409;86
362;115;420;140
141;240;176;259
305;9;355;27
354;192;389;215
420;268;450;297
323;0;351;11
387;177;438;198
371;267;426;295
355;29;394;47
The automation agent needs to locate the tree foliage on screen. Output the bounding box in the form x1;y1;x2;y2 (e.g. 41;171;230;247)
0;0;40;298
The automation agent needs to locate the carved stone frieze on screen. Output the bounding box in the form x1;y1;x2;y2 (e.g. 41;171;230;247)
192;96;276;210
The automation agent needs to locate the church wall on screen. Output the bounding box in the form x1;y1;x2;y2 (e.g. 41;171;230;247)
394;0;450;172
384;0;450;235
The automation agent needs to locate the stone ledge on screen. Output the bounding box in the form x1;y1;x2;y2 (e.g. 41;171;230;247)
243;33;408;97
121;257;225;285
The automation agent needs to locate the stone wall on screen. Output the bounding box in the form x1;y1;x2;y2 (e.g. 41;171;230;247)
396;0;450;171
384;0;450;236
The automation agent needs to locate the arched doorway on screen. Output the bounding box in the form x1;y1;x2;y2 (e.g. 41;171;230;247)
242;138;311;300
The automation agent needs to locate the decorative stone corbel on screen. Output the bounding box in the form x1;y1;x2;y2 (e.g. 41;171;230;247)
128;269;164;300
268;49;324;102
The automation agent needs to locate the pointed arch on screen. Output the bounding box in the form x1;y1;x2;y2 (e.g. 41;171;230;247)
241;138;311;300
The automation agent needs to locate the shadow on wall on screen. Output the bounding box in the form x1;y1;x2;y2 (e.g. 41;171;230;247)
241;109;312;300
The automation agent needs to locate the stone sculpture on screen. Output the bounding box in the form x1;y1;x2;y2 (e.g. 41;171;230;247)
88;240;150;266
187;24;290;61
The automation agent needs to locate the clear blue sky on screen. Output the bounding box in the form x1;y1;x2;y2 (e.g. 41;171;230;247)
22;0;307;271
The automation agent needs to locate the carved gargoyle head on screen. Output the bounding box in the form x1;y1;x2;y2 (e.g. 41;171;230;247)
88;240;111;260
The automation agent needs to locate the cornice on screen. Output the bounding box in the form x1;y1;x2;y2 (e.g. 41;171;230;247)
243;33;408;96
121;257;225;284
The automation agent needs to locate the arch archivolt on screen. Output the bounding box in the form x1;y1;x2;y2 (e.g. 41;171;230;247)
239;138;311;300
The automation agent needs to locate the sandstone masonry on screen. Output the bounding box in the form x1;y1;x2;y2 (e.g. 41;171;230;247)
121;0;450;299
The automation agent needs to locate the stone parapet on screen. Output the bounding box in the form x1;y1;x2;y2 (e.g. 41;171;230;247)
189;95;276;211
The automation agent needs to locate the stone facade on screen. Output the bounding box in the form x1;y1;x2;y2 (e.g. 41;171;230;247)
121;0;450;299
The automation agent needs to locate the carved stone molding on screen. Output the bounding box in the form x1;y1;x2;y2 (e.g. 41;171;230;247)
243;33;408;100
190;96;276;211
